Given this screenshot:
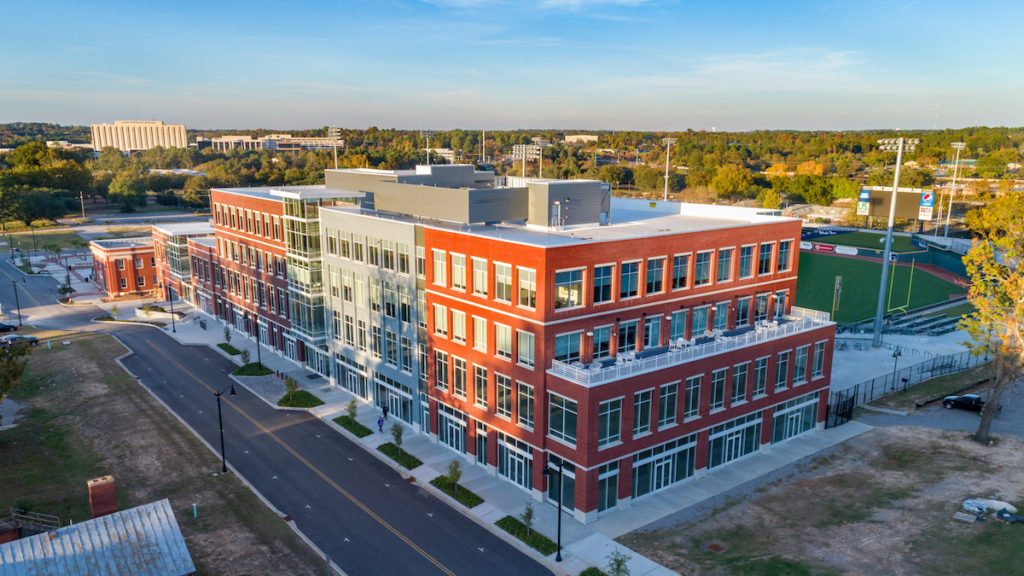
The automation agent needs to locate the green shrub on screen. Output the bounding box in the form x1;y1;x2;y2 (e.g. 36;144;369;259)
495;515;558;555
429;475;484;508
580;568;608;576
377;442;422;470
276;390;324;408
333;415;372;438
232;362;273;376
217;342;241;355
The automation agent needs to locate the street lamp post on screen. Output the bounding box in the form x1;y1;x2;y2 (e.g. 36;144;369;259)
11;280;22;326
168;286;177;333
891;346;902;390
662;137;677;202
215;383;237;474
945;142;966;238
871;137;919;348
543;457;565;562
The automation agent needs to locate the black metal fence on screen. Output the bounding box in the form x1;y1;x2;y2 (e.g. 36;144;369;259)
830;350;989;414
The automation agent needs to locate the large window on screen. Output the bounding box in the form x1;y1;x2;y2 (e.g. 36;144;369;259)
593;326;612;359
794;345;809;384
451;310;466;343
495;374;512;418
554;332;581;363
452;357;467;398
644;316;661;348
451;253;466;290
598;399;621;447
732;363;749;404
617;320;638;353
593;264;614;303
432;249;446;286
433;304;448;337
716;248;733;283
659;382;678;427
495;263;512;302
778;240;792;272
776;351;790;390
632;435;696;499
495;324;512;360
633;389;652;436
695;251;712;286
739;245;754;278
517;330;535;368
710;368;727;411
736;296;752;326
684;375;701;419
435;351;449;391
517;383;534;428
518;268;536;308
474;365;488;408
472;258;488;296
620;262;639;298
754;356;769;397
813;341;826;379
714;302;729;331
548;394;578;445
672;254;690;290
646;258;664;295
670;310;687;341
758;243;773;275
772;392;819;444
755;293;770;322
708;412;762;469
472;316;487;351
555;269;584;309
691;306;709;336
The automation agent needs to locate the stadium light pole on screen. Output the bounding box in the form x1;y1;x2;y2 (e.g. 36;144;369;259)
944;142;966;238
871;137;919;348
420;130;433;166
662;137;677;202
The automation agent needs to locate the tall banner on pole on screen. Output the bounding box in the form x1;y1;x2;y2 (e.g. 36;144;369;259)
857;189;871;216
918;191;934;220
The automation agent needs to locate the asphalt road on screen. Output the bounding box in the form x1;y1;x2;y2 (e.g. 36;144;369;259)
0;262;551;576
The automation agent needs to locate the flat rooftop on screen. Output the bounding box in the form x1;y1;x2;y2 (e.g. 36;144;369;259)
322;198;796;247
90;236;154;250
213;185;362;201
153;221;214;236
188;236;216;247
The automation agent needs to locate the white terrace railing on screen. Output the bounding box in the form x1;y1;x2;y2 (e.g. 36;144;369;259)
548;313;833;387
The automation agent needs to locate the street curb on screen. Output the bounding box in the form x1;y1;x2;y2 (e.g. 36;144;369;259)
860;405;908;416
107;333;348;576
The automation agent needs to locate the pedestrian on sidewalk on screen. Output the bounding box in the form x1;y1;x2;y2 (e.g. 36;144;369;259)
382;405;389;421
377;416;384;433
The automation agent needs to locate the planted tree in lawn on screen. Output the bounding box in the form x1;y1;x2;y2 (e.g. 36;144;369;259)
520;501;535;537
110;303;119;320
960;192;1024;445
391;422;404;460
223;325;231;344
607;549;633;576
284;375;298;404
346;398;358;420
446;459;462;495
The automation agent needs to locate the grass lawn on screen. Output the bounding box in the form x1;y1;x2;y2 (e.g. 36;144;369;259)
4;230;87;253
0;330;325;574
333;415;373;438
232;362;274;376
277;390;324;408
869;362;994;412
795;252;966;323
217;342;242;355
429;476;485;508
813;231;920;253
495;515;558;555
377;442;423;470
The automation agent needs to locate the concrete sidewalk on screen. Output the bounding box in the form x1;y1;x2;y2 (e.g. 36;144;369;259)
120;304;872;576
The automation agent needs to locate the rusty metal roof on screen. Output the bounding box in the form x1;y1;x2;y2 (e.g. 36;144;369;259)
0;499;195;576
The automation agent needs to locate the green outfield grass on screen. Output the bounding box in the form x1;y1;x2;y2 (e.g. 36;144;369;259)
794;252;966;323
812;231;920;253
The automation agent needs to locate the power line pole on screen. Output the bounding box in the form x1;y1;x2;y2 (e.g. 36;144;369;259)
662;137;677;202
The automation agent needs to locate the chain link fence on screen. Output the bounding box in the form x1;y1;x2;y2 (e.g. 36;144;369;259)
837;349;989;408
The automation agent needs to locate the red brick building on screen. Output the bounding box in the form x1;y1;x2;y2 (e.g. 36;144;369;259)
90;237;157;298
421;199;834;521
152;222;214;305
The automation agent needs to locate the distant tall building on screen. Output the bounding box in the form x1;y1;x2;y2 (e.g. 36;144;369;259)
90;120;188;153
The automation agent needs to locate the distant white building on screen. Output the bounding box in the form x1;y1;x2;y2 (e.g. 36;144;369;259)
91;120;188;153
197;134;340;152
563;134;599;144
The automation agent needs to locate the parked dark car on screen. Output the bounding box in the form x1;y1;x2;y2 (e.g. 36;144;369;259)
0;334;38;347
942;394;999;414
0;323;18;333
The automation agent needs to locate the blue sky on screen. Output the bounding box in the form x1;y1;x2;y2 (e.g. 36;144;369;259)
3;0;1021;130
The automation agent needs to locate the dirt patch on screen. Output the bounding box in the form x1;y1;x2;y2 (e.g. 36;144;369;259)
620;426;1024;576
0;331;324;575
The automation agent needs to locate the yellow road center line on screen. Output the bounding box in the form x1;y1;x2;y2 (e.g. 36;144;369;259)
149;344;456;576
